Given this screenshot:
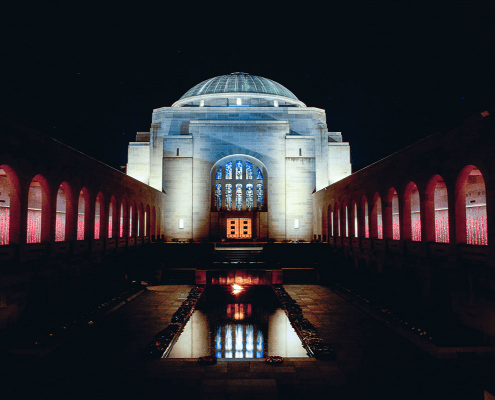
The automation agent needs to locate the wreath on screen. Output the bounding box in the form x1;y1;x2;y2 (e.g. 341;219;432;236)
197;356;217;365
265;356;284;363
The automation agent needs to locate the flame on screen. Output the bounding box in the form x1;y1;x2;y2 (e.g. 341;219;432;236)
231;284;243;294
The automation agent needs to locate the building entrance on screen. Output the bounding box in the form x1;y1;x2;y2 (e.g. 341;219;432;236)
227;218;252;239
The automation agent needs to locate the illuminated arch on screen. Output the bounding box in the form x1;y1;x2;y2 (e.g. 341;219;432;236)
151;206;156;239
129;200;137;237
120;198;128;238
55;182;73;242
426;175;449;243
27;174;51;243
108;195;117;239
94;192;105;239
145;204;151;237
334;202;341;237
403;182;421;241
351;199;358;238
456;165;487;245
76;188;90;240
370;193;383;239
327;204;333;237
361;195;369;238
0;166;20;245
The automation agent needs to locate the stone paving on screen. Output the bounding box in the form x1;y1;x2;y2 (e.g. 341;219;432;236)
3;285;490;399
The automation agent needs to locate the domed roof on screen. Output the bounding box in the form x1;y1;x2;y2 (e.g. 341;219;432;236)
180;72;299;101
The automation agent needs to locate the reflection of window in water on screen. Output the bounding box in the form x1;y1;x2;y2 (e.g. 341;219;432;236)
215;324;263;359
166;287;308;359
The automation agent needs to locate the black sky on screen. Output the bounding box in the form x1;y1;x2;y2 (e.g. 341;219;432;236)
2;1;494;171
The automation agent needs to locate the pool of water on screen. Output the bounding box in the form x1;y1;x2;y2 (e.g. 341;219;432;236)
167;285;309;358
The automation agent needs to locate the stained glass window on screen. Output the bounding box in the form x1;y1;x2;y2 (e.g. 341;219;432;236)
215;184;222;210
215;167;222;180
225;184;232;211
225;162;232;180
246;184;253;210
256;167;263;180
256;183;263;210
236;184;242;211
236;161;242;179
246;162;253;179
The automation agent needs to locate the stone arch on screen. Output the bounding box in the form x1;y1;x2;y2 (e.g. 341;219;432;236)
137;202;144;237
385;187;400;240
327;204;333;238
455;165;488;245
351;199;358;238
55;181;74;242
151;206;156;239
403;182;421;241
146;204;151;237
361;195;369;238
370;193;383;239
108;195;118;239
94;192;105;239
129;200;137;237
342;199;349;237
426;175;449;243
334;202;341;237
76;187;90;240
27;174;51;243
0;165;20;245
120;197;128;238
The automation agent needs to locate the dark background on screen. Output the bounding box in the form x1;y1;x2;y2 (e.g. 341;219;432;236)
2;1;494;171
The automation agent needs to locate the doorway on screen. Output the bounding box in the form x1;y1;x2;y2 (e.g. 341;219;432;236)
227;218;252;239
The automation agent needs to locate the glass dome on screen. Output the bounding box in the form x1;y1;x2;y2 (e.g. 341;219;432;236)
180;72;299;101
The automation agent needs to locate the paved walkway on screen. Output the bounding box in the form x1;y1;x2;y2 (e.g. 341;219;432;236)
3;285;490;399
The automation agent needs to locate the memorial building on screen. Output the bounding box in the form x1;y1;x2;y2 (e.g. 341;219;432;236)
126;72;352;241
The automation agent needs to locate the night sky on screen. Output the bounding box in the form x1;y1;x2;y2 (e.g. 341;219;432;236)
2;1;494;172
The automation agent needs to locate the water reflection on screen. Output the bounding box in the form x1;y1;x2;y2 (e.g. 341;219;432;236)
167;286;308;358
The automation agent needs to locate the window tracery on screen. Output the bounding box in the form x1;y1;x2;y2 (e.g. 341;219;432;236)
212;158;266;211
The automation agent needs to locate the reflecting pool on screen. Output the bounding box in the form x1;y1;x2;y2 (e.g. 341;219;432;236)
167;286;308;358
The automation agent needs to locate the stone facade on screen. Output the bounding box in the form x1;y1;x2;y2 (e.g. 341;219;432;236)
127;73;352;241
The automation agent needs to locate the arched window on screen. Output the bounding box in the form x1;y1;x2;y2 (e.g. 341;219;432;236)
151;206;156;238
387;188;400;240
55;184;68;242
456;166;487;245
146;204;151;237
371;194;383;239
108;198;115;239
120;199;127;238
138;203;144;237
432;177;449;243
77;189;87;240
328;204;333;237
335;203;341;236
343;202;349;237
404;182;421;241
353;202;358;237
362;196;369;238
129;203;134;237
94;192;104;239
212;157;267;212
0;168;12;245
27;177;49;243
